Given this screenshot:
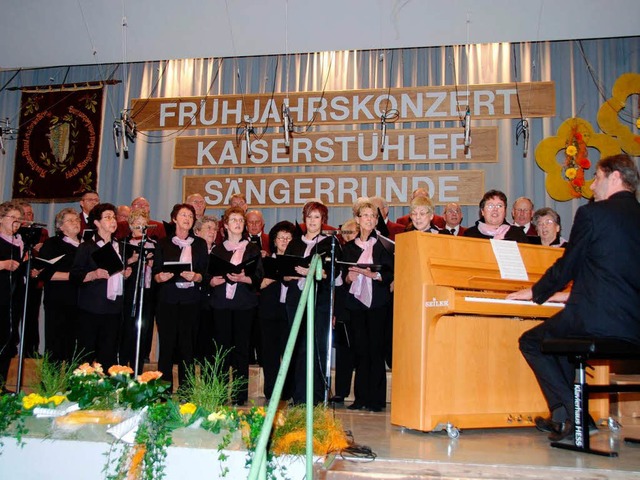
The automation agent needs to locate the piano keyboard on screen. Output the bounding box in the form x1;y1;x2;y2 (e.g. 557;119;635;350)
464;296;565;308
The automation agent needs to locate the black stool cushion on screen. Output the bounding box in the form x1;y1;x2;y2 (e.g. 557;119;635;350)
541;337;640;359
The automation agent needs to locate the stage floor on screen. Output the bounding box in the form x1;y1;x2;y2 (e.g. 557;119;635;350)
320;404;640;479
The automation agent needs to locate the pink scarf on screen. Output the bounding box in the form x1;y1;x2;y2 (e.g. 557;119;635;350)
96;239;123;301
172;236;194;288
349;236;377;307
477;222;511;240
296;234;326;291
0;232;24;258
130;238;154;288
223;239;248;299
62;236;80;248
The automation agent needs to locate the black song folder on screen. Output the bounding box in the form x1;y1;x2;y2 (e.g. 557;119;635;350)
91;243;124;275
208;254;260;278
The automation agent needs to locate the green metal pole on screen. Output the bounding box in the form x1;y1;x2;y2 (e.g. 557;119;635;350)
247;255;322;480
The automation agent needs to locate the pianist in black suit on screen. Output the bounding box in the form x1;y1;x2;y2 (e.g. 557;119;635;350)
463;190;529;243
342;202;394;412
508;154;640;441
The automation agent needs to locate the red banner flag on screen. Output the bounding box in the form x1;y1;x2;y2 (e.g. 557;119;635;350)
12;86;103;201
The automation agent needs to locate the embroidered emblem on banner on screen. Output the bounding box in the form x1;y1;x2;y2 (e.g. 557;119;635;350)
12;86;103;201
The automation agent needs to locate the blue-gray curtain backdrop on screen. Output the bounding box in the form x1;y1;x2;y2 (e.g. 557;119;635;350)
0;36;638;236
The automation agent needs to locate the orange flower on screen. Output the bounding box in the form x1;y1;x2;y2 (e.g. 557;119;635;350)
137;371;163;383
74;362;97;376
108;365;134;376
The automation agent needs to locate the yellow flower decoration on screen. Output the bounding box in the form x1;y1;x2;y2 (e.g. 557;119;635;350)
535;117;621;201
208;411;226;422
565;167;577;179
565;145;577;156
597;73;640;155
22;393;48;410
48;395;67;406
179;402;197;416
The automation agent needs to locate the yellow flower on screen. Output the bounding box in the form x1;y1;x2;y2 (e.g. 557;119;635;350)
535;117;621;201
565;145;577;156
207;411;226;422
47;395;67;406
597;73;640;156
636;118;640;129
565;167;577;179
22;393;48;410
180;402;197;416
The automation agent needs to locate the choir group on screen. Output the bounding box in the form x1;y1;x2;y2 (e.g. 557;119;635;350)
0;187;567;410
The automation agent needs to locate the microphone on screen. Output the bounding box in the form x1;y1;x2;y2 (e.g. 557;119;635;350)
282;102;292;148
380;113;387;152
463;106;471;154
132;224;157;231
244;124;253;158
20;221;47;228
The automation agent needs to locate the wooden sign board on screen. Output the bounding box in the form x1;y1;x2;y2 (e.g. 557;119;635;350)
183;170;485;208
174;127;498;169
133;82;554;131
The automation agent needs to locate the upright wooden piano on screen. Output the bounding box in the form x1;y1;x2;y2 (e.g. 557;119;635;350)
391;231;608;433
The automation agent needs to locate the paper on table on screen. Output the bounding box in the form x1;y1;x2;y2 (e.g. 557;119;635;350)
490;239;529;281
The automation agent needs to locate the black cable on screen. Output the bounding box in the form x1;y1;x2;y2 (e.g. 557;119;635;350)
577;40;634;124
300;53;335;133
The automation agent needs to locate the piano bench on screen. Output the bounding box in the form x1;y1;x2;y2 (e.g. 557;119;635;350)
541;337;640;457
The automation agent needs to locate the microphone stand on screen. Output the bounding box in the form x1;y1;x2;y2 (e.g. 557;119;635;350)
16;229;39;392
130;227;151;376
323;233;338;406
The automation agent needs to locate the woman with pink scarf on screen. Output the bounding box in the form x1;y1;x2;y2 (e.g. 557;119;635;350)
71;203;132;371
209;206;263;405
283;201;338;405
153;203;208;391
0;201;26;390
463;189;529;243
342;201;394;412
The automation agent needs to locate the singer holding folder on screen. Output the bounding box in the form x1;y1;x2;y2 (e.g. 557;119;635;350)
70;203;131;371
153;204;207;391
36;208;81;363
283;201;338;405
0;202;26;391
342;202;394;412
209;207;264;406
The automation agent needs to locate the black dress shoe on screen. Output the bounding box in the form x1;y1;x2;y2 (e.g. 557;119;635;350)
369;406;384;413
329;396;344;404
347;402;366;410
548;419;574;441
534;416;561;433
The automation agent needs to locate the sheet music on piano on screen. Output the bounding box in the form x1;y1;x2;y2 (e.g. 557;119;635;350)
490;239;528;281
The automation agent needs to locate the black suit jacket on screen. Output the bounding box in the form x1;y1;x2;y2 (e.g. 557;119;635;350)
532;191;640;343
